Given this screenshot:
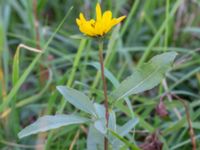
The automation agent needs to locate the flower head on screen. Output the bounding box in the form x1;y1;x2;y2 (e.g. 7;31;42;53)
76;3;126;37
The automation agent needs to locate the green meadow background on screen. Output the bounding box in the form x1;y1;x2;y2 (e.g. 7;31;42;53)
0;0;200;149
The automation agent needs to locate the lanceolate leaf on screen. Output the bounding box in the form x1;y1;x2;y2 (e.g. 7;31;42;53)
111;52;177;101
57;86;96;116
87;125;104;150
109;129;141;150
18;114;89;139
94;119;107;134
111;118;139;149
117;117;139;136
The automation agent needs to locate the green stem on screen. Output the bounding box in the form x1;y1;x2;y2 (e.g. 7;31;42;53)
98;40;109;150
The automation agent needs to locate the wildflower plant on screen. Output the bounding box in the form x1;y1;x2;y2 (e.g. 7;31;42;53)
18;2;178;150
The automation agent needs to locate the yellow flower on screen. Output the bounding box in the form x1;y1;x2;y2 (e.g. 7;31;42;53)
76;3;126;37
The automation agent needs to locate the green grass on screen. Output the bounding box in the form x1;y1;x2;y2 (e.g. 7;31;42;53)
0;0;200;149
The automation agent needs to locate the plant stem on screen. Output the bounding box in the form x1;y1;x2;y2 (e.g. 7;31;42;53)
98;40;109;150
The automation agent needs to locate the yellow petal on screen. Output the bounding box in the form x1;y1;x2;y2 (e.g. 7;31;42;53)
81;21;96;36
112;16;126;26
111;16;126;26
94;22;102;36
76;18;81;26
89;19;95;26
102;11;112;22
96;3;102;21
80;13;86;22
80;25;92;36
102;11;112;33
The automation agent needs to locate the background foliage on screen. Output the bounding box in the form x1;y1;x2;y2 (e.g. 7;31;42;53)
0;0;200;149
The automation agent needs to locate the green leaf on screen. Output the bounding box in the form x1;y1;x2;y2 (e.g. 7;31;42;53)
18;114;89;139
57;86;96;116
94;119;107;134
111;52;177;101
12;47;20;86
94;103;105;118
109;129;141;150
109;110;116;131
110;117;138;149
93;103;116;134
117;117;139;136
87;125;104;150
